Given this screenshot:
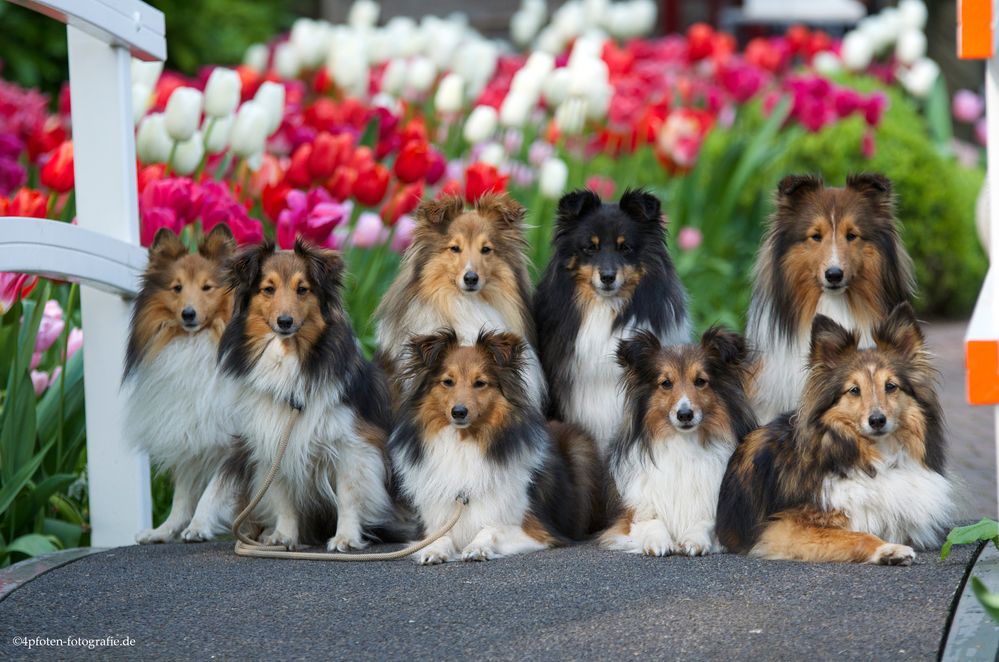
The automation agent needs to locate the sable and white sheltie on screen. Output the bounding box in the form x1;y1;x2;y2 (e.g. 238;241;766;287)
746;173;915;423
218;240;394;550
375;194;545;404
123;224;238;544
389;329;602;564
601;328;756;556
717;303;953;565
534;189;690;455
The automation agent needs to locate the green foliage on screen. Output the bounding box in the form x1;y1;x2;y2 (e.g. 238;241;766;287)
971;577;999;624
0;3;69;98
941;518;999;560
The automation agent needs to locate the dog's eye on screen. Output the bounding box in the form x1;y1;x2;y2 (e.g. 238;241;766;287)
660;379;672;389
441;378;455;388
261;285;276;295
171;284;182;293
583;244;597;255
201;283;213;292
847;385;861;396
810;233;822;242
480;246;492;255
618;243;632;253
473;379;487;389
694;377;707;388
449;245;461;253
846;232;858;242
885;382;898;393
296;285;309;296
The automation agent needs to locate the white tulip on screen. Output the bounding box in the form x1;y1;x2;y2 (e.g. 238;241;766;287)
859;15;892;51
203;68;241;118
898;0;928;30
329;39;369;99
898;57;939;98
131;59;163;90
435;73;465;114
164;87;203;142
171;131;204;175
463;105;498;144
290;18;330;69
381;58;407;96
367;30;395;65
524;51;556;78
586;82;612;120
895;29;926;65
453;40;498;97
254;82;286;135
274;43;301;80
583;0;609;28
553;1;585;40
348;0;380;30
630;0;658;36
229;101;270;158
371;93;401;113
246;151;264;172
383;16;417;59
500;90;534;128
511;1;547;47
539;157;568;198
878;8;902;42
569;34;604;65
243;43;269;73
536;26;566;54
543;68;570;105
203;114;233;154
479;142;505;166
840;30;874;71
605;4;632;39
555;97;587;135
424;19;464;69
406;57;437;95
812;51;841;76
132;83;152;125
136;113;172;164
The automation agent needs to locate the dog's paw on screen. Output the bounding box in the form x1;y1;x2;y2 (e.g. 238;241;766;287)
416;547;453;565
180;521;215;543
461;542;498;562
261;530;298;550
637;531;673;557
677;536;713;557
135;526;178;544
870;543;915;566
326;533;368;553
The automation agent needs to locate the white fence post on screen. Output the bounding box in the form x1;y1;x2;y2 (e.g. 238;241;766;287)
66;24;150;547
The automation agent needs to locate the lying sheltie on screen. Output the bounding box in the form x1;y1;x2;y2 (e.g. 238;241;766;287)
375;194;545;404
123;224;237;543
218;240;394;550
746;173;915;423
717;303;953;564
600;328;756;556
534;189;690;455
389;329;602;564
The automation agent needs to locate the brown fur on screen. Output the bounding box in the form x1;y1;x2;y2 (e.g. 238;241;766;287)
643;347;734;445
751;506;891;563
548;420;608;534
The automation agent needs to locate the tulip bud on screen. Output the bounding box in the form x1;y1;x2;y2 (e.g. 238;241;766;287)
164;87;204;142
132;83;152;125
555;97;587;135
539;157;568;199
328;35;369;99
500;91;534;128
464;105;498;144
898;57;939;98
840;31;873;71
254;82;286;135
290;18;329;69
203;114;234;154
435;73;464;114
407;57;437;95
897;0;927;30
895;29;926;66
131;59;164;90
172;131;204;175
244;43;269;73
204;67;242;117
348;0;380;29
811;51;841;76
381;58;407;96
274;43;302;80
630;0;658;36
479;142;504;167
543;68;570;106
136;113;173;163
230;101;270;158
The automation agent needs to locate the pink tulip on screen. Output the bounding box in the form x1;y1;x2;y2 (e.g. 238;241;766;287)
861;129;876;159
677;227;703;251
140;207;182;246
277;188;348;249
31;369;48;396
66;327;83;359
0;273;37;315
35;299;65;356
953;90;984;124
976;118;988;146
863;93;887;127
350;212;387;248
391;214;417;253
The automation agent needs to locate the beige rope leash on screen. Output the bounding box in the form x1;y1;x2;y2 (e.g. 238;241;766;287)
232;402;468;562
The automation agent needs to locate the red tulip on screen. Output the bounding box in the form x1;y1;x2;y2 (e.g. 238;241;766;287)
438;179;462;198
40;141;74;193
394;140;431;183
352;162;389;206
325;165;357;201
286;143;313;188
26;117;67;162
464;162;508;203
425;149;446;185
262;181;292;221
381;182;423;224
309;132;352;181
687;23;715;62
3;188;48;218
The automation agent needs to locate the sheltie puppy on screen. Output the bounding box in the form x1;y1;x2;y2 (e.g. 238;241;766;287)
746;173;915;423
389;329;602;564
123;224;237;543
374;194;545;405
717;303;953;565
534;189;690;455
600;328;756;556
218;240;394;550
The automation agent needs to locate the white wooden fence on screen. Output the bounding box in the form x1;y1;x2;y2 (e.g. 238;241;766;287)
0;0;164;546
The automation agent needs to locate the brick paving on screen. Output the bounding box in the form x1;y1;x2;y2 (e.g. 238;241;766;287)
926;320;997;519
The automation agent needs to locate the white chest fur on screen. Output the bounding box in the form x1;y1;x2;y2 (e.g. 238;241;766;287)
397;428;541;549
123;332;235;470
821;443;953;550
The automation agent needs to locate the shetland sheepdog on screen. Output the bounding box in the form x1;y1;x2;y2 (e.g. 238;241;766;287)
717;303;953;564
375;194;545;404
389;329;602;564
534;189;690;455
123;224;238;543
746;173;915;423
218;240;394;550
600;328;756;556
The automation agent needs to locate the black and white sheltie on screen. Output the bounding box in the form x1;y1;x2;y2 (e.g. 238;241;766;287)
717;303;953;564
601;328;756;556
218;240;394;550
389;329;602;564
746;173;915;423
534;189;690;455
123;224;238;544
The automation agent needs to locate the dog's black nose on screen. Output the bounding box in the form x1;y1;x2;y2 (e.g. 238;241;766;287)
463;271;479;288
600;271;617;285
868;412;887;431
825;267;844;284
181;307;196;323
451;404;468;421
676;407;694;423
276;315;294;331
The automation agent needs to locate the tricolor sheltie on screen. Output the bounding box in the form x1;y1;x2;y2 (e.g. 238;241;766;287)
389;329;602;564
600;328;756;556
218;240;394;550
746;173;915;423
534;189;690;455
375;194;545;404
123;224;237;543
717;303;953;564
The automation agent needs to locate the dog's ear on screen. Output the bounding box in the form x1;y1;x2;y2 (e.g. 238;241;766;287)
406;329;459;373
415;195;464;229
701;326;748;367
224;241;272;292
776;174;822;200
199;223;236;261
873;302;924;360
616;330;663;372
149;227;187;263
846;172;892;197
556;189;601;227
808;315;858;368
295;239;344;302
476;193;525;228
618;188;662;224
477;330;525;370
